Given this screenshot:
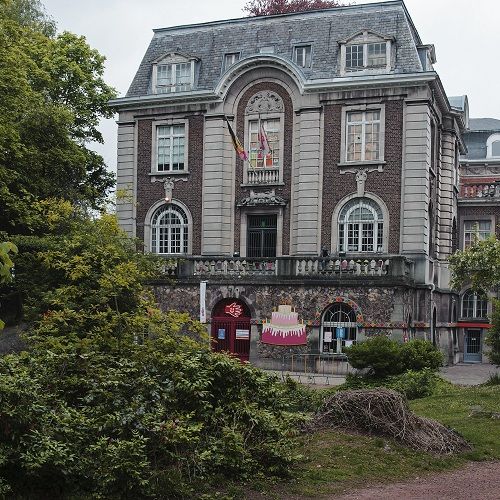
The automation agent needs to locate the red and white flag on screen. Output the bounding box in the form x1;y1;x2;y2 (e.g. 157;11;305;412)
258;121;271;158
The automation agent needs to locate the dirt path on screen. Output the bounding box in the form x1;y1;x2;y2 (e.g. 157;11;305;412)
331;461;500;499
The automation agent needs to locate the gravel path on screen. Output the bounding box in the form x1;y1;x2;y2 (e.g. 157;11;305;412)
331;461;500;499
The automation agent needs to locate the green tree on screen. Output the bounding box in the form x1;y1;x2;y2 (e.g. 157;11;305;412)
244;0;343;16
0;0;116;233
450;237;500;365
0;213;304;498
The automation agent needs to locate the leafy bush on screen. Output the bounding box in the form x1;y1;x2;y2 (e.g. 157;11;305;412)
0;213;309;498
340;369;438;400
344;336;403;378
400;339;443;371
345;337;443;378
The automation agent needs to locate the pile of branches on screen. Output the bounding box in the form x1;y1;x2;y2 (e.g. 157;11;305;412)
309;389;471;455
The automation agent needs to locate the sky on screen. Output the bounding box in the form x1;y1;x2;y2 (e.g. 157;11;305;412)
42;0;500;175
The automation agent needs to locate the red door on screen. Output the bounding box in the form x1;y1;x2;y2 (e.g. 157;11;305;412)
211;299;251;362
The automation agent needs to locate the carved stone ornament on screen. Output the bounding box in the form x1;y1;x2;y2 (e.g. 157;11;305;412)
151;176;187;201
340;166;383;196
245;91;284;115
237;189;287;207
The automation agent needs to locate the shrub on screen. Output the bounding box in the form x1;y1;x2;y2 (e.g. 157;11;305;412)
340;369;438;400
400;339;443;371
344;336;403;378
390;369;438;399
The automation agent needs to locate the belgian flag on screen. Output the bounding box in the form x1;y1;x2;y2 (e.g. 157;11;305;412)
225;117;248;161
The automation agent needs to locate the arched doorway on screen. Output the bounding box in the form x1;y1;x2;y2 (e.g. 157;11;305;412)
211;298;251;362
321;302;358;354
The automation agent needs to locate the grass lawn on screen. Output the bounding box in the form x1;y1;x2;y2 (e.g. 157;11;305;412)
227;382;500;499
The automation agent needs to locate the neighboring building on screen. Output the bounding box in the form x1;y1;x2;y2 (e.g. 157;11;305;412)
455;111;500;363
110;0;469;369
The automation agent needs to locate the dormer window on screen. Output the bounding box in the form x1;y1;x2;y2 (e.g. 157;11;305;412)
487;133;500;158
223;52;240;72
293;45;312;68
152;53;197;94
340;31;393;76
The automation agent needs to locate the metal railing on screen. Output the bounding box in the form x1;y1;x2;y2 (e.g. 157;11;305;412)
280;353;352;385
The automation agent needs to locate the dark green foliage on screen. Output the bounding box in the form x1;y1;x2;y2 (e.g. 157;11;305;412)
344;336;403;378
0;2;116;233
0;213;307;498
486;300;500;366
345;338;442;378
0;340;304;498
483;372;500;386
341;369;438;400
400;339;444;371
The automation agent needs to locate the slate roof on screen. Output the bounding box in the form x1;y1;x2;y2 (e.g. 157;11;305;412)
468;118;500;132
462;119;500;160
126;0;425;98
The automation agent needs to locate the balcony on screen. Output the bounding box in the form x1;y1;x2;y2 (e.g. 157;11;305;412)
161;255;414;283
460;182;500;201
246;167;280;185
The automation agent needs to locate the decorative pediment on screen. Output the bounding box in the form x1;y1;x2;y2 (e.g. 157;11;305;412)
237;189;287;207
245;91;284;115
152;51;199;64
339;29;394;45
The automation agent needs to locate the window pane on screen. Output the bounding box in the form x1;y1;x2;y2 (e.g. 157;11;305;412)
492;141;500;157
248;119;280;169
294;45;311;67
223;53;239;72
346;44;363;69
367;42;386;67
156;125;185;172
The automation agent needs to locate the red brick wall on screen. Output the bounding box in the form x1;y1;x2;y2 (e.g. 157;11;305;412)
321;100;404;253
136;115;204;254
459;205;500;237
235;82;293;255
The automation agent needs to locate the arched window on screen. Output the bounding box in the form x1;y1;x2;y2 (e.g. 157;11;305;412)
338;198;383;252
151;204;189;254
461;290;488;319
321;302;358;353
487;133;500;158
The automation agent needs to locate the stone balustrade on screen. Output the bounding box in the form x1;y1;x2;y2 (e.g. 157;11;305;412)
460;182;500;200
166;255;414;281
246;167;280;185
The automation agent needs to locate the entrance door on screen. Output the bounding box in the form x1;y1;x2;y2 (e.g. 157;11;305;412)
211;299;251;362
321;303;358;354
464;329;482;363
247;215;277;258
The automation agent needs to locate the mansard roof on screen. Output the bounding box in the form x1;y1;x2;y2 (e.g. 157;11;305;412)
126;0;424;98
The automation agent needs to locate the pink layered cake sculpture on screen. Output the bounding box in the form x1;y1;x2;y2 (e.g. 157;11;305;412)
261;305;307;345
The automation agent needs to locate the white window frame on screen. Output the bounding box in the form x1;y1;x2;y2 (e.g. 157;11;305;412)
461;289;488;319
337;197;384;253
152;57;195;94
463;220;492;248
293;45;312;68
151;119;189;175
222;52;240;73
339;104;385;165
150;203;189;255
340;32;392;76
243;113;284;186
